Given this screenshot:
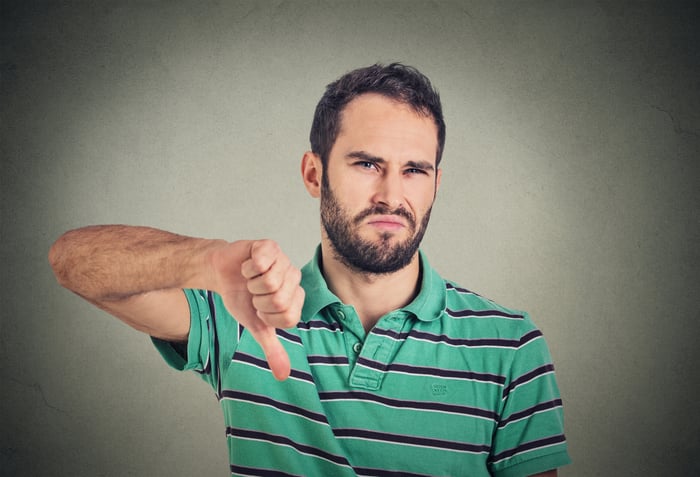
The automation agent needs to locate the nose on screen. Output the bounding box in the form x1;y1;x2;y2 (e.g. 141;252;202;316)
373;171;404;209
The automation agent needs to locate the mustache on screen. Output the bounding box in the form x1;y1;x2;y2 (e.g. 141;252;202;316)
353;205;415;227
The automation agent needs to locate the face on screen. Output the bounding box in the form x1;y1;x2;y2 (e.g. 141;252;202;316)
316;93;441;275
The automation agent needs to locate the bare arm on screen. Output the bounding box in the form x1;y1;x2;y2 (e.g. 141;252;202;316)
48;225;304;380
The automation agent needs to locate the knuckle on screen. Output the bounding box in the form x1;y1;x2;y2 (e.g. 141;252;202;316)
269;293;287;311
254;239;279;255
250;254;268;273
260;272;281;290
243;260;261;278
278;311;299;329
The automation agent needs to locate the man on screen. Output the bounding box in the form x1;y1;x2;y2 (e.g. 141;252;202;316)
50;64;570;476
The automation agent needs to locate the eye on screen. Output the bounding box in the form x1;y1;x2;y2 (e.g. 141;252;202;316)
405;167;427;175
356;161;378;170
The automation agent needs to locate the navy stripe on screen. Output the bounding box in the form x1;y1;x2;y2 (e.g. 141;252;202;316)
408;329;521;348
201;315;213;375
354;467;434;477
276;328;302;345
333;428;491;454
232;352;268;368
371;327;526;352
207;291;222;398
193;353;211;376
371;327;408;341
307;355;350;365
220;390;329;424
230;464;302;477
445;283;479;295
297;320;342;331
319;391;498;421
489;434;567;463
446;308;524;320
193;310;212;376
503;364;555;399
356;358;506;385
227;427;352;467
232;352;315;383
519;329;543;347
497;399;563;429
289;368;315;382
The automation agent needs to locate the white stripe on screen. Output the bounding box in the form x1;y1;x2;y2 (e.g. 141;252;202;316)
321;394;497;422
491;439;566;464
334;434;490;455
503;370;556;401
498;404;564;429
221;396;327;425
228;434;353;469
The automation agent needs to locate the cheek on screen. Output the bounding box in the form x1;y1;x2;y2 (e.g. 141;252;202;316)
408;189;436;213
339;183;373;207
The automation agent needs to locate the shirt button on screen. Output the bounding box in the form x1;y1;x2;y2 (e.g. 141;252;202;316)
352;342;363;354
337;310;346;320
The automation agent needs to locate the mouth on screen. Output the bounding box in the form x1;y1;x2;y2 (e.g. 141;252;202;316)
366;215;407;231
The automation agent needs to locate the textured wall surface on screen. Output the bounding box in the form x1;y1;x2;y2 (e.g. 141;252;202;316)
2;1;699;476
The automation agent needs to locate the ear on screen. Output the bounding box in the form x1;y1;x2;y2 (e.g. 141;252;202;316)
435;167;442;195
301;151;322;198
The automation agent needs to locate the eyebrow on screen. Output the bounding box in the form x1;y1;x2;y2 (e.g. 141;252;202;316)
346;151;435;172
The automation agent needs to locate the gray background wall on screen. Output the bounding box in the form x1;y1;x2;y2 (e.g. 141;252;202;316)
2;1;699;476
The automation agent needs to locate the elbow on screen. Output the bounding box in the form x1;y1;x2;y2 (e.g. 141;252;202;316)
48;228;108;301
48;233;71;288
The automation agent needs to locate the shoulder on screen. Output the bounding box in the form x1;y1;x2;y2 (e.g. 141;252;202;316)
439;280;542;345
443;281;530;324
443;281;524;317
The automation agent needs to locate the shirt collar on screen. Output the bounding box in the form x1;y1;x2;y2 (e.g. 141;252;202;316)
300;246;446;322
300;246;342;320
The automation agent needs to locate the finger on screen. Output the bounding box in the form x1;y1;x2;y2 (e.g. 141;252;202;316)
251;266;303;315
247;325;291;381
254;285;305;330
248;260;299;297
240;240;282;279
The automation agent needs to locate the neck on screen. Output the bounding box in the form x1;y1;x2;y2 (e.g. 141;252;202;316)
319;242;422;332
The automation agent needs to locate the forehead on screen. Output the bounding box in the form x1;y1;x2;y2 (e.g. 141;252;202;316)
332;93;439;163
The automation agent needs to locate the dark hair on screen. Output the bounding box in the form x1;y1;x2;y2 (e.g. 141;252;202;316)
310;63;446;167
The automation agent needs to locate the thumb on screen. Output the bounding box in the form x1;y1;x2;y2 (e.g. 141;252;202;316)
247;325;291;381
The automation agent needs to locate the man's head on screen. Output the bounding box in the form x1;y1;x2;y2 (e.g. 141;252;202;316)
303;64;445;275
309;63;445;169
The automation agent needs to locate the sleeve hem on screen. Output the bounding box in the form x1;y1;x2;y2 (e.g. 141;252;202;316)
151;289;203;372
491;451;572;477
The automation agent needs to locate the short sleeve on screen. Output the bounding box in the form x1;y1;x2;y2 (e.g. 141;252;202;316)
488;314;572;476
151;289;239;391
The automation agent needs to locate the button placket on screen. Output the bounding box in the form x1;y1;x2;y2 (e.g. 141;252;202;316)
332;305;366;367
348;312;409;390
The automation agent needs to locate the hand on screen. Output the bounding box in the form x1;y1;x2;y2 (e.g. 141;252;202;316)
211;239;304;380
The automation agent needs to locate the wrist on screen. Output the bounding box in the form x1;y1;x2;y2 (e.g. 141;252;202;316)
180;238;229;292
200;239;252;295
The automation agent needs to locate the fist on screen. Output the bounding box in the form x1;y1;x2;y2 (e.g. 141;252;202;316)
240;240;305;329
214;239;304;380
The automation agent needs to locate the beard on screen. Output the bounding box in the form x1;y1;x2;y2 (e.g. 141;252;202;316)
320;177;433;275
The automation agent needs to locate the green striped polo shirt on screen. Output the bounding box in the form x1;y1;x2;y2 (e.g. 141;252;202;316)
154;248;570;476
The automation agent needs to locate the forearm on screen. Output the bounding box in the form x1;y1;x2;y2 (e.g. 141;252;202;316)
49;225;305;375
49;225;224;302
